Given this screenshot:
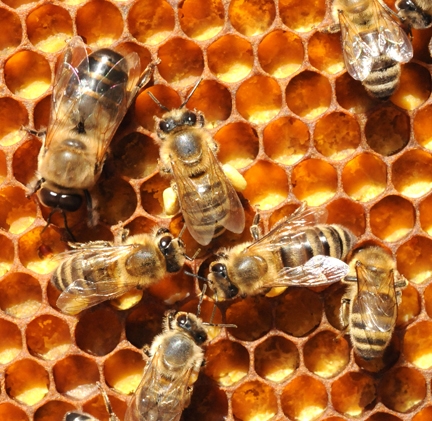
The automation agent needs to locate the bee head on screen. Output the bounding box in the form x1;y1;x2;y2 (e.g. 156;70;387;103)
156;228;185;273
175;312;208;345
208;262;240;300
397;0;432;28
38;186;83;212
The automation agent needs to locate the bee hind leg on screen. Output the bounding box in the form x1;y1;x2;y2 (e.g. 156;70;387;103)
250;207;261;241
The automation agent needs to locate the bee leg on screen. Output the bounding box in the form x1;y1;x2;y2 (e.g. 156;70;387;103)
163;186;180;216
26;177;44;198
339;296;350;330
142;345;152;358
321;22;341;33
250;209;261;241
21;126;47;138
60;211;77;242
96;382;120;421
137;60;159;89
84;190;99;227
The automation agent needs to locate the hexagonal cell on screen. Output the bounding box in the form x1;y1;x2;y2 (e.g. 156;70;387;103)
324;283;347;331
228;0;275;36
370;196;415;242
413;407;432;421
424;283;432;319
326;198;366;237
117;42;152;69
263;116;309;166
281;375;327;420
124;216;158;237
314;112;361;160
158;38;204;86
225;296;272;341
148;270;195;305
403;321;432;369
34;401;76;421
104;349;146;395
0;319;22;364
397;283;420;326
292;159;337;206
236;75;282;124
255;335;299;382
26;314;71;360
33;95;51;131
242;160;289;210
0;8;22;57
207;34;253;83
366;413;402;421
304;331;350;379
26;5;73;53
140;173;171;217
53;355;100;399
280;0;326;32
342;153;387;202
275;288;323;337
258;30;304;78
365;107;410;156
214;122;259;169
0;403;29;421
0;272;42;318
5;358;49;405
0;149;7;184
331;372;376;416
0;97;28;146
82;390;126;421
397;236;432;284
391;63;431;110
204;339;249;386
308;31;344;74
0;234;14;276
232;380;278;421
4;51;51;99
179;0;224;40
76;0;123;47
322;418;347;421
414;104;432;150
379;367;426;413
13;136;41;187
128;0;175;45
286;71;332;119
392;149;432;198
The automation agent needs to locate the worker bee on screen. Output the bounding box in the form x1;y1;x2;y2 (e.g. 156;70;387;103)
31;36;155;233
395;0;432;29
51;227;186;315
204;203;357;301
149;81;246;246
326;0;413;99
340;245;408;360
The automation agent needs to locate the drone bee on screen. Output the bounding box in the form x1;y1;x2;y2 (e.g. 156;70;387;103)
341;245;408;360
205;203;357;301
32;36;155;232
326;0;413;99
52;227;186;315
149;81;246;246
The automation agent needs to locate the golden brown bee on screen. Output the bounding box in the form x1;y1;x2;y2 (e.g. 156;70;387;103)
396;0;432;29
340;245;408;360
51;227;186;315
32;36;155;231
206;203;357;301
150;82;245;246
326;0;413;99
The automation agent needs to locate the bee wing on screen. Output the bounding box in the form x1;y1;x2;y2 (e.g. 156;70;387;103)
172;150;245;246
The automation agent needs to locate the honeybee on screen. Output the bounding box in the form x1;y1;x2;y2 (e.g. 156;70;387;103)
340;245;408;360
51;227;186;315
395;0;432;29
327;0;413;99
32;36;155;232
205;203;357;301
149;81;246;246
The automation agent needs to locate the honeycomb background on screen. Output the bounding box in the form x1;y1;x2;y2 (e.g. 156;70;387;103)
1;0;432;419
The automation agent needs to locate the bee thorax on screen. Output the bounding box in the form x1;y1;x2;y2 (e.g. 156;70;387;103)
162;334;195;370
172;132;202;163
125;247;159;277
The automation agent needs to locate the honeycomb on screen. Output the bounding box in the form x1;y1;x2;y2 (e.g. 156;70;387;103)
1;0;432;419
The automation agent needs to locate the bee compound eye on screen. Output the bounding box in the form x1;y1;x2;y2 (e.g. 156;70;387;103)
158;235;173;255
177;314;188;327
38;188;82;212
159;118;175;133
59;194;83;212
212;263;228;278
228;283;240;298
183;111;197;125
398;0;416;11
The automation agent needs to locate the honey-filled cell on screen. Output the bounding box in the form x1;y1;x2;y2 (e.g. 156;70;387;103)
232;380;278;421
128;0;174;45
179;0;224;40
140;173;171;217
286;71;332;119
0;403;29;421
280;0;326;32
5;358;49;405
258;30;304;78
292;158;337;206
397;236;432;284
26;5;73;53
391;63;431;110
26;314;71;360
413;407;432;421
414;104;432;150
254;335;300;382
397;283;420;326
326;198;366;237
4;51;51;100
263;116;310;166
0;318;22;364
342;153;387;203
34;401;76;421
379;367;426;413
0;8;22;57
370;195;415;242
158;38;204;86
403;321;432;369
0;233;14;276
228;0;275;36
314;112;361;160
207;34;253;83
104;349;146;395
242;160;289;210
12;136;40;187
281;375;327;420
392;149;432;198
308;31;344;74
0;97;28;146
236;75;282;124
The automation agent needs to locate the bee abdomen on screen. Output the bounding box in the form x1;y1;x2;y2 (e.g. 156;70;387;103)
363;61;401;100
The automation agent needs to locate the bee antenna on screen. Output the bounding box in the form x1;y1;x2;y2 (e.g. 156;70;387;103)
196;283;207;317
180;78;202;108
147;91;170;112
184;248;201;262
96;382;117;420
184;270;210;284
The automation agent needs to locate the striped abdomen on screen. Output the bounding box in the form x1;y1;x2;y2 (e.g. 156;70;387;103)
363;58;401;100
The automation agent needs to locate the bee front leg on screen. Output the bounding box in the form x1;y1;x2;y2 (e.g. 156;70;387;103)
321;22;341;33
339;295;350;331
250;207;261;241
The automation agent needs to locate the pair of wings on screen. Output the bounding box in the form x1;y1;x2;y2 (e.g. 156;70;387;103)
172;148;245;246
339;0;413;81
46;36;143;168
